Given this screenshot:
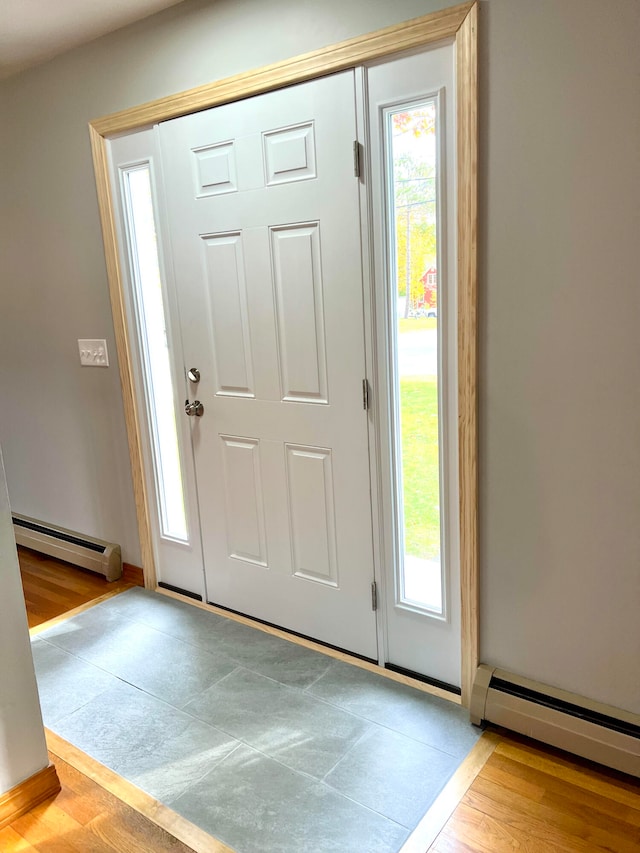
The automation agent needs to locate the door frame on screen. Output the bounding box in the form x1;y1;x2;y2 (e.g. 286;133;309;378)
89;0;478;704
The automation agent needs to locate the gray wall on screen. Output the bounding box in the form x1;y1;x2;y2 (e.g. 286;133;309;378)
0;0;638;713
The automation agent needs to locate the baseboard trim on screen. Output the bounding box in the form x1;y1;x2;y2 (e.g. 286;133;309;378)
471;665;640;777
0;764;61;830
122;562;144;586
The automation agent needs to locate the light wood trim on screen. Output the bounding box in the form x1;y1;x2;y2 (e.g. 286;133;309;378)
456;2;479;707
157;587;462;705
400;730;499;852
0;765;61;830
45;731;231;853
89;124;156;591
90;1;479;702
29;586;131;637
91;2;473;136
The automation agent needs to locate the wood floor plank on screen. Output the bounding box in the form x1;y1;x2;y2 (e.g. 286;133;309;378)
87;808;195;853
479;759;546;803
18;546;140;627
437;801;592;853
0;825;37;851
4;755;196;853
486;751;640;826
495;740;640;808
430;832;480;853
52;771;113;828
29;588;135;638
428;734;640;853
468;775;640;852
9;801;88;852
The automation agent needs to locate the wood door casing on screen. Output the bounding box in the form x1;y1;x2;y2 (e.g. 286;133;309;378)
89;2;478;703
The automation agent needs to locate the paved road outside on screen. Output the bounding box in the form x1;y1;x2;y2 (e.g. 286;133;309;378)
397;328;437;377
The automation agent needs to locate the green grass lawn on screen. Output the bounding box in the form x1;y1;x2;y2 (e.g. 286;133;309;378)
400;376;440;560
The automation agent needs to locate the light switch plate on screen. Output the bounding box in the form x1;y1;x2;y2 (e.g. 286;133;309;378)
78;339;109;367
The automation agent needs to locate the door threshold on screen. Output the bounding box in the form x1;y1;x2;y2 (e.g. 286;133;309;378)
156;585;463;706
207;599;378;665
385;662;462;697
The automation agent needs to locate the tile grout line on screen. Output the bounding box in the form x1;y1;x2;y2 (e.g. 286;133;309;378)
36;591;480;838
60;680;468;839
166;740;247;812
157;587;462;705
40;650;437;836
37;597;478;762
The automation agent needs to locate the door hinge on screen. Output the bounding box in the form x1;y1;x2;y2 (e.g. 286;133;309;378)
353;140;361;178
371;580;378;611
362;378;370;410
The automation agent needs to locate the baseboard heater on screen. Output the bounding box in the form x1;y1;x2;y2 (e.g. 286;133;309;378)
12;513;122;582
470;664;640;778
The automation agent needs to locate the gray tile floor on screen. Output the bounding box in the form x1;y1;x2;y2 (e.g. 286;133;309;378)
32;587;480;853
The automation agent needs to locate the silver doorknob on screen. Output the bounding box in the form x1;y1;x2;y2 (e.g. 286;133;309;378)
184;399;204;417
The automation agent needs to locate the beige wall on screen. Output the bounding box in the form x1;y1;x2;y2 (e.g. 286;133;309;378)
0;0;638;713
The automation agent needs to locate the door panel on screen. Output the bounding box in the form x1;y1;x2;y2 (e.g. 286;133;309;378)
220;435;268;567
159;71;378;658
367;44;461;687
201;231;254;396
286;443;338;587
107;129;207;599
270;223;328;403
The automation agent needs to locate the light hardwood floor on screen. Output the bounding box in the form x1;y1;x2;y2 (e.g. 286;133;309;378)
1;753;195;852
19;545;142;628
12;549;640;852
429;736;640;852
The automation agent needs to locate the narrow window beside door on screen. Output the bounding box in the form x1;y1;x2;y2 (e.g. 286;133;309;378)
386;100;444;615
122;165;188;542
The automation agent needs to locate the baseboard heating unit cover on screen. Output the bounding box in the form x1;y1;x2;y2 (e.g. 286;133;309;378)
12;513;122;582
470;664;640;777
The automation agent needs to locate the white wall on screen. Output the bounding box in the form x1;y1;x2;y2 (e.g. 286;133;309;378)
0;0;638;712
0;445;50;793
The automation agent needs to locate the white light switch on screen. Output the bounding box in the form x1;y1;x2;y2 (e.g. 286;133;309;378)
78;339;109;367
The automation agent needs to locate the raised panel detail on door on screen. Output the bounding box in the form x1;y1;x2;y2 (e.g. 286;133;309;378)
160;70;378;659
220;435;268;567
263;122;316;186
193;142;237;197
286;444;337;587
202;232;254;397
271;223;327;404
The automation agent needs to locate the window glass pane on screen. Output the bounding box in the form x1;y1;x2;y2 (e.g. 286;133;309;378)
124;166;188;542
388;101;443;613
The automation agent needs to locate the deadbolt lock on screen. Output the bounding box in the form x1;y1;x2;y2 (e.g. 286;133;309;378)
187;367;201;383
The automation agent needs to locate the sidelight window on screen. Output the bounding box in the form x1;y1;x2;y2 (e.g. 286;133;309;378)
121;165;188;542
386;98;444;614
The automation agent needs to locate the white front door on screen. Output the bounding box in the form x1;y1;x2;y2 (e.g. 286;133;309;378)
158;72;378;658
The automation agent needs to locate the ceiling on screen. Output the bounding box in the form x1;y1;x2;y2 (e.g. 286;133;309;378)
0;0;187;80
